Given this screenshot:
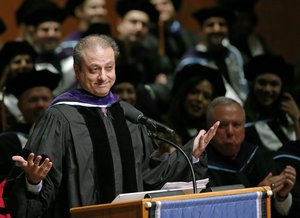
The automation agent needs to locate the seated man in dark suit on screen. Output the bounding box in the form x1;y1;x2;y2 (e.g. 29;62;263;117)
205;96;296;217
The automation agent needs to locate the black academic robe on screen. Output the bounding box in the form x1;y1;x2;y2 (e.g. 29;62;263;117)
206;141;280;188
206;141;288;218
273;141;300;218
4;101;206;218
0;132;25;217
0;132;27;183
245;119;291;155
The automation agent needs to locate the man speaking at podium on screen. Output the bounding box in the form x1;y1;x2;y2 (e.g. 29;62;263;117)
4;34;219;218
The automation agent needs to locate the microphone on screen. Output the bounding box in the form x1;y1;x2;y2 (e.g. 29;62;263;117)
120;101;175;135
120;101;198;194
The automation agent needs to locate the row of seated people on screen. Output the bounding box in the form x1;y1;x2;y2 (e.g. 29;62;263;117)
0;0;280;110
0;0;291;129
0;48;299;217
0;63;299;217
113;54;300;217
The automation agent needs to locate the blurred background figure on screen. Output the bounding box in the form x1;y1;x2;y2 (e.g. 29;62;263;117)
112;66;140;106
19;0;75;96
115;0;164;84
17;1;66;56
150;0;199;76
0;41;36;88
243;54;300;154
59;0;109;54
112;63;161;121
0;40;37;131
165;63;226;145
14;0;46;43
217;0;273;64
115;0;171;117
177;5;248;105
5;69;60;134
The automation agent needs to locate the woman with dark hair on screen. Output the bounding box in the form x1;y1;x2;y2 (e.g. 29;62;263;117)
244;54;300;153
165;63;226;146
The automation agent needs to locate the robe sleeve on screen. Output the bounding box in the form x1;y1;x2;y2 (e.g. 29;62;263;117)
142;133;208;190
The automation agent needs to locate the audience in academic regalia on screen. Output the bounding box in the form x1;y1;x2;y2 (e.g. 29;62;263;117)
115;0;174;117
115;0;166;85
177;5;248;105
5;69;60;135
0;40;37;131
0;69;60;218
14;0;45;42
19;0;76;96
165;63;226;145
112;63;162;121
58;0;109;56
217;0;273;64
150;0;199;77
0;1;300;217
153;63;226;157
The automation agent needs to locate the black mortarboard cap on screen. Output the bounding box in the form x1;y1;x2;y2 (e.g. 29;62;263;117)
192;5;236;26
217;0;258;12
116;0;159;22
15;0;47;25
6;69;61;98
64;0;84;16
81;23;112;38
0;40;37;74
115;63;143;87
217;0;258;25
244;54;294;86
171;0;182;12
21;1;67;26
172;64;226;97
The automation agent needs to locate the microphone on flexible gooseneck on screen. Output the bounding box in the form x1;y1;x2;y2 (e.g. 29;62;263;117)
120;101;175;134
120;101;198;194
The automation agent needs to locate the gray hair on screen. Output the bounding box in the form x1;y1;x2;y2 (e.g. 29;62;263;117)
206;96;245;126
73;34;120;70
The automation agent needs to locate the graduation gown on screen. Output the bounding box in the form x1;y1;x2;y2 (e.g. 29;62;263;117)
273;141;300;217
206;141;280;187
206;142;290;217
0;132;25;218
4;90;206;218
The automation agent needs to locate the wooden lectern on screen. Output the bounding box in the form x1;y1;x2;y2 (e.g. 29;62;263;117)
71;186;272;218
